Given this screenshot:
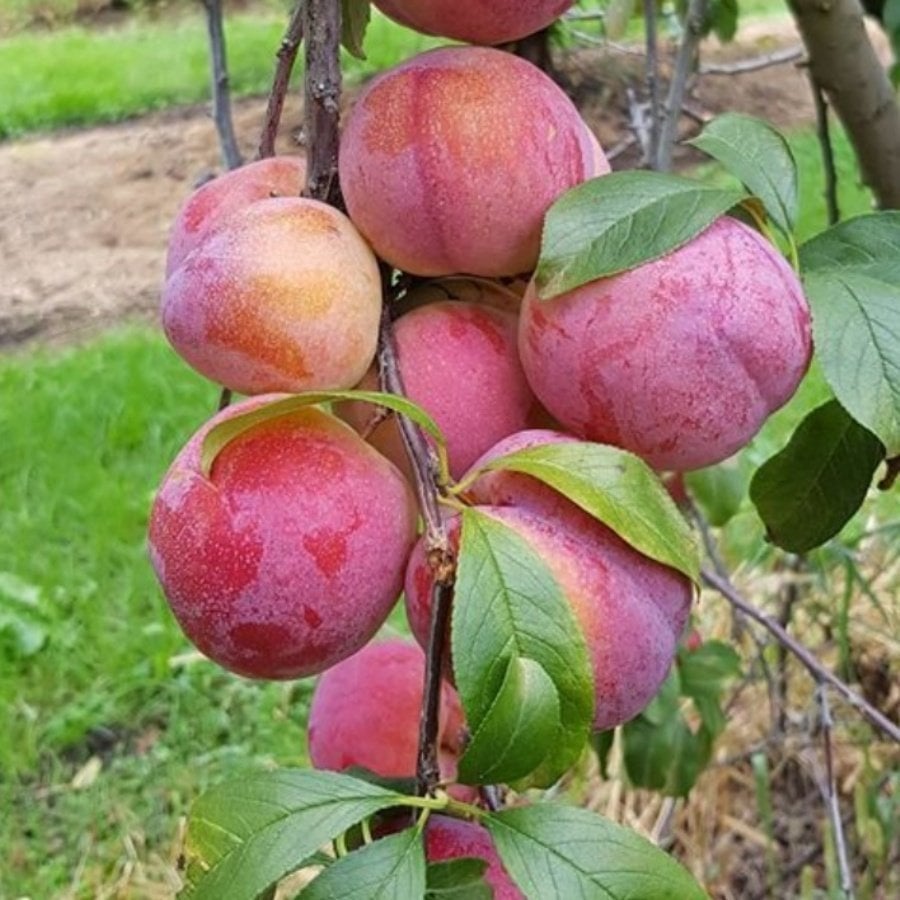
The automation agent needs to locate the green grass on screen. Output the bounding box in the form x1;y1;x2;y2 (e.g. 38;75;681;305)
0;9;440;138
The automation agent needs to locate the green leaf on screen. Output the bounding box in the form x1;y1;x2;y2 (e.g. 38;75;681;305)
678;641;741;704
536;171;746;299
708;0;738;42
685;458;750;527
800;213;900;455
472;442;700;583
341;0;371;59
458;656;561;785
591;730;615;779
182;770;407;899
200;390;446;477
749;400;884;553
426;859;490;899
486;805;708;898
623;714;712;797
453;508;594;787
300;829;425;899
688;113;797;235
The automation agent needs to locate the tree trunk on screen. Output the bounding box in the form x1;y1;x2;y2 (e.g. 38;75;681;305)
788;0;900;209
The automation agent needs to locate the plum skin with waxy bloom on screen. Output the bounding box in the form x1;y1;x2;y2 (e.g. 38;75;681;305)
308;639;466;782
340;299;540;481
148;398;417;680
373;0;575;46
519;216;813;472
339;45;609;278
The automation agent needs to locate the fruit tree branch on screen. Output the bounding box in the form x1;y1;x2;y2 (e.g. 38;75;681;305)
702;568;900;743
810;74;840;226
816;686;856;898
258;1;305;160
377;295;455;796
655;0;707;171
642;0;661;168
302;0;342;205
201;0;242;171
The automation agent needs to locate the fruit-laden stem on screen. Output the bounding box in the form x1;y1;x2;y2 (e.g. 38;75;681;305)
302;0;342;205
377;293;455;796
258;1;305;160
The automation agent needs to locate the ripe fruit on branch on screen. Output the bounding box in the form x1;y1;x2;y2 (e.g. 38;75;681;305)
519;217;812;471
340;300;540;480
166;156;306;276
406;504;692;731
339;46;608;278
163;198;381;395
425;817;523;899
308;640;465;780
148;398;417;680
373;0;575;46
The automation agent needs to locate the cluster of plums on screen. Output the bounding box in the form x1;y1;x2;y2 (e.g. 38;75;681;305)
150;0;811;885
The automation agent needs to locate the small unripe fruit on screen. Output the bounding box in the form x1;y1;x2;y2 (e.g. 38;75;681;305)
308;640;465;780
519;217;812;471
374;0;575;45
163;198;381;395
339;46;608;278
166;156;306;276
148;398;417;680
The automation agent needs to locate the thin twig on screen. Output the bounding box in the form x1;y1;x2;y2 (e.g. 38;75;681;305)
775;556;806;732
302;0;342;206
217;387;232;411
655;0;708;171
816;686;856;898
810;74;840;226
702;568;900;743
258;1;305;160
699;45;804;75
201;0;242;171
643;0;661;169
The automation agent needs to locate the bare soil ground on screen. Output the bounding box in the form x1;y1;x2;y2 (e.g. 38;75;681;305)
0;18;889;351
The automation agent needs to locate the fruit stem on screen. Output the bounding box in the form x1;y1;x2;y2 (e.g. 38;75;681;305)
377;293;457;797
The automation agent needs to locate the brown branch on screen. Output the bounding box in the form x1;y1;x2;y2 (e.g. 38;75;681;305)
699;46;804;75
702;567;900;743
217;387;232;411
376;295;454;796
302;0;342;206
878;456;900;491
655;0;707;171
258;1;305;160
816;686;856;898
810;75;840;226
643;0;661;169
201;0;242;171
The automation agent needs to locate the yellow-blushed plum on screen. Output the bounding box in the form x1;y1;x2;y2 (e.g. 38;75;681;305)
165;156;306;276
148;398;417;680
162;198;381;395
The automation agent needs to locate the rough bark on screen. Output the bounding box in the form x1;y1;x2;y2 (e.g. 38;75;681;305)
788;0;900;209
